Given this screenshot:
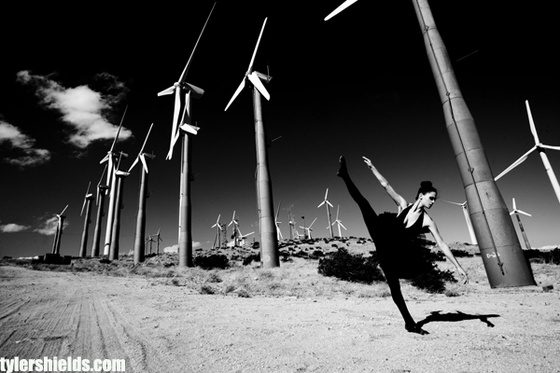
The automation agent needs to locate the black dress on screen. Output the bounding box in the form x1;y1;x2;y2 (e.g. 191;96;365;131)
376;205;432;279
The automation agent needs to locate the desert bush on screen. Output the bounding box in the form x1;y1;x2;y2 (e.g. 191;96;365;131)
525;248;560;265
317;248;385;284
194;254;229;269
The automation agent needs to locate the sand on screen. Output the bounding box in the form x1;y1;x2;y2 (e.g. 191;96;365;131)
1;262;559;373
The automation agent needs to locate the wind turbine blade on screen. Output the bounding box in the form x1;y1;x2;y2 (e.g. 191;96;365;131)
494;146;537;181
157;86;175;96
225;78;246;111
128;157;139;173
518;210;532;217
185;83;205;97
324;0;359;21
167;89;182;160
81;199;87;216
59;205;69;216
139;123;154;155
324;188;329;200
178;2;217;83
327;201;334;208
339;222;347;230
247;18;268;74
310;218;317;227
525;100;540;145
318;201;325;208
541;144;560;151
512;198;517;210
140;154;149;174
109;105;128;153
179;91;192;128
248;72;270;101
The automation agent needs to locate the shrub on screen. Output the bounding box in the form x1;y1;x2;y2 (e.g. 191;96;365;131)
317;248;385;284
194;254;229;269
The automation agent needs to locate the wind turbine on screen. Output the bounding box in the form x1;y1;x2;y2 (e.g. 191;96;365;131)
145;234;155;255
237;227;255;247
331;205;347;238
91;165;108;257
212;214;222;249
318;188;334;238
495;100;560;205
443;200;477;245
158;3;215;267
152;229;163;255
78;182;94;257
228;211;239;246
100;107;128;256
275;202;283;241
510;198;533;250
225;17;279;268
300;218;317;240
325;0;536;288
108;152;130;261
51;205;68;255
129;123;155;264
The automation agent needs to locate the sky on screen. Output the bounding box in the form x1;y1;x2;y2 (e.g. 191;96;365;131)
1;1;559;259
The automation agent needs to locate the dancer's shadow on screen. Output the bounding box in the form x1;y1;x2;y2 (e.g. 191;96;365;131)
417;310;500;328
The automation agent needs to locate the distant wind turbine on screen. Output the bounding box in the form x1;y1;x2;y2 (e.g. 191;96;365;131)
212;214;222;249
228;211;239;246
275;202;283;241
300;218;317;240
443;200;477;245
318;188;334;238
91;165;108;257
225;17;279;268
51;205;68;255
237;227;255;247
145;234;155;255
158;2;216;267
152;229;163;255
78;182;94;257
332;205;347;238
129;123;155;264
100;107;128;256
510;198;532;250
495;100;560;205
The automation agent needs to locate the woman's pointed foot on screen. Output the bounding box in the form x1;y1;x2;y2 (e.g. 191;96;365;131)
337;156;349;178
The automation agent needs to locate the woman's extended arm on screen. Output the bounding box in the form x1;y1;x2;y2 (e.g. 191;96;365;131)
424;215;469;284
362;156;407;209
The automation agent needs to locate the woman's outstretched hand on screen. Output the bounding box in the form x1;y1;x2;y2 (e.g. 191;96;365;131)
362;156;374;169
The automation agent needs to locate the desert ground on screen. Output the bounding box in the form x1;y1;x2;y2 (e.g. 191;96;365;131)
1;240;559;373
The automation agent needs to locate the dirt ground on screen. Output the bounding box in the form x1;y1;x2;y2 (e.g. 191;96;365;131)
0;264;559;373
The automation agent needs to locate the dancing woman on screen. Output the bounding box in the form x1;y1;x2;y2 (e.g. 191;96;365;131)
337;155;468;334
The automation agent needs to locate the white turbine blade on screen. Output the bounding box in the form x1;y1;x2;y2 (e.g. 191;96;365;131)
140;154;149;174
225;78;246;111
178;2;217;83
247;18;268;74
525;100;540;145
109;105;128;153
518;210;532;217
541;144;560;151
327;201;334;208
318;201;325;208
335;205;340;219
157;85;175;96
59;204;69;216
138;123;154;156
128;156;140;173
339;222;347;230
310;218;317;228
324;0;359;21
494;146;537;181
248;72;270;101
185;83;205;97
512;198;517;210
167;89;182;160
179;91;193;130
324;188;329;200
80;199;87;216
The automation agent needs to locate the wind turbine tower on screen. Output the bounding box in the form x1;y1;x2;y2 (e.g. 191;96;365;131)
91;166;108;257
225;18;279;268
495;100;560;205
158;3;215;267
510;198;533;250
78;182;94;257
108;152;129;261
318;188;334;238
325;0;536;288
130;123;155;264
153;229;163;255
51;205;68;255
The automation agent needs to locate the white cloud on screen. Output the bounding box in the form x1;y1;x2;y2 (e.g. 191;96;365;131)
16;70;132;148
163;242;201;253
0;223;31;233
34;216;67;236
0;120;51;167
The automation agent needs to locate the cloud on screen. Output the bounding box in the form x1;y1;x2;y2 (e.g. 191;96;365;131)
34;216;67;236
163;242;201;253
16;70;132;148
0;119;51;167
0;223;31;233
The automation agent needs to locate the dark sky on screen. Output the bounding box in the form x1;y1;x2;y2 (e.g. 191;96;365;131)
1;1;559;258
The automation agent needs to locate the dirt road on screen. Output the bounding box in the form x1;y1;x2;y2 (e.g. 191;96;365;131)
1;265;559;372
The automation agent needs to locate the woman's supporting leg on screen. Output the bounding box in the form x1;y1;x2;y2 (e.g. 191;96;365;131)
385;273;429;335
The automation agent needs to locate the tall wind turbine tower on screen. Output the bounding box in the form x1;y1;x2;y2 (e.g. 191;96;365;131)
109;153;130;261
51;205;68;255
495;100;560;205
158;2;215;267
318;188;334;238
225;18;279;268
325;0;536;288
78;182;94;257
510;198;533;250
100;107;128;256
129;123;155;264
91;166;108;257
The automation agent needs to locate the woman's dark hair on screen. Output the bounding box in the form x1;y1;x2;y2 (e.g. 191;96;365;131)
416;181;438;199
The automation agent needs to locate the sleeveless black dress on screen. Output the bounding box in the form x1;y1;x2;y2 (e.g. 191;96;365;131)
376;205;432;279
